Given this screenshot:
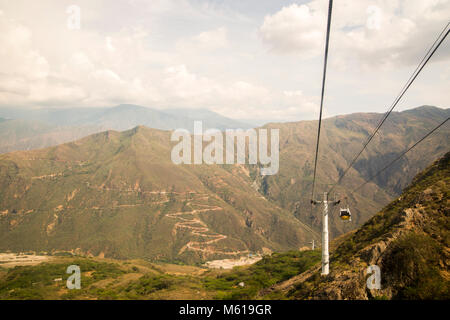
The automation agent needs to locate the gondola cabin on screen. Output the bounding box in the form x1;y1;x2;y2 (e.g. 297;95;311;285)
339;208;352;221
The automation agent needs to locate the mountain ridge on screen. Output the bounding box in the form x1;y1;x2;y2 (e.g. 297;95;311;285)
0;104;254;154
255;105;449;237
0;125;318;263
0;105;448;263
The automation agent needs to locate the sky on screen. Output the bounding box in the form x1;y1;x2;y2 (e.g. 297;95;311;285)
0;0;449;122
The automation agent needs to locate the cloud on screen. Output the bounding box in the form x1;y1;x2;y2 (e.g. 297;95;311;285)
283;90;318;114
163;64;215;101
260;4;325;57
162;64;270;111
28;81;86;106
0;0;447;121
0;12;163;108
191;27;229;50
160;64;321;121
366;5;382;30
0;15;49;81
260;0;450;68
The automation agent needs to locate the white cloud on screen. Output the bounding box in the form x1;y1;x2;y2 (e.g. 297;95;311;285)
283;90;317;113
164;64;214;101
260;0;450;68
106;37;116;52
366;5;382;30
91;69;121;83
0;15;49;80
0;0;447;121
185;27;229;51
28;81;86;106
0;12;164;108
260;4;325;57
162;64;271;113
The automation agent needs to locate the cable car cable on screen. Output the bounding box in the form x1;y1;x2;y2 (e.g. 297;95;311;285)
328;22;450;195
350;117;449;195
311;0;333;203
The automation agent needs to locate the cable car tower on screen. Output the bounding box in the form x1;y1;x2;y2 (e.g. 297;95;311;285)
309;0;335;276
311;192;340;275
309;239;315;250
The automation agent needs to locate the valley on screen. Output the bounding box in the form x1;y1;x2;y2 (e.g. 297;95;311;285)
0;126;316;263
1;149;447;300
0;106;448;265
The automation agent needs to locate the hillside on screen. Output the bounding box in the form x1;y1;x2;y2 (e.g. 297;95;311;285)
261;151;450;299
0;152;447;300
0;126;317;263
254;105;449;237
0;106;448;264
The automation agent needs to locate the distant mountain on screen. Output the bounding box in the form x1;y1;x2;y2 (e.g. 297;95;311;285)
263;151;450;299
251;105;449;238
0;126;317;263
163;108;252;130
0;104;253;131
0;119;53;151
0;104;255;153
0;107;106;127
90;104;188;131
91;105;253;131
0;119;100;154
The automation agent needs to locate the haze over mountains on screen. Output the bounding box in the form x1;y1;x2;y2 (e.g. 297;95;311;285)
0;104;252;154
0;105;448;263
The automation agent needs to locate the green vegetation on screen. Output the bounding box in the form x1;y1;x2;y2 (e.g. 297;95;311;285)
0;250;321;300
0;258;127;300
383;233;449;299
203;250;321;299
333;151;450;265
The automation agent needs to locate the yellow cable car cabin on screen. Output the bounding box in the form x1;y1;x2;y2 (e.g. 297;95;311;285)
339;208;352;221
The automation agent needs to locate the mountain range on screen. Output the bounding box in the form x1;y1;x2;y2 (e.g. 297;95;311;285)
0;126;316;263
0;151;447;300
0;104;252;154
0;105;448;263
255;105;449;237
